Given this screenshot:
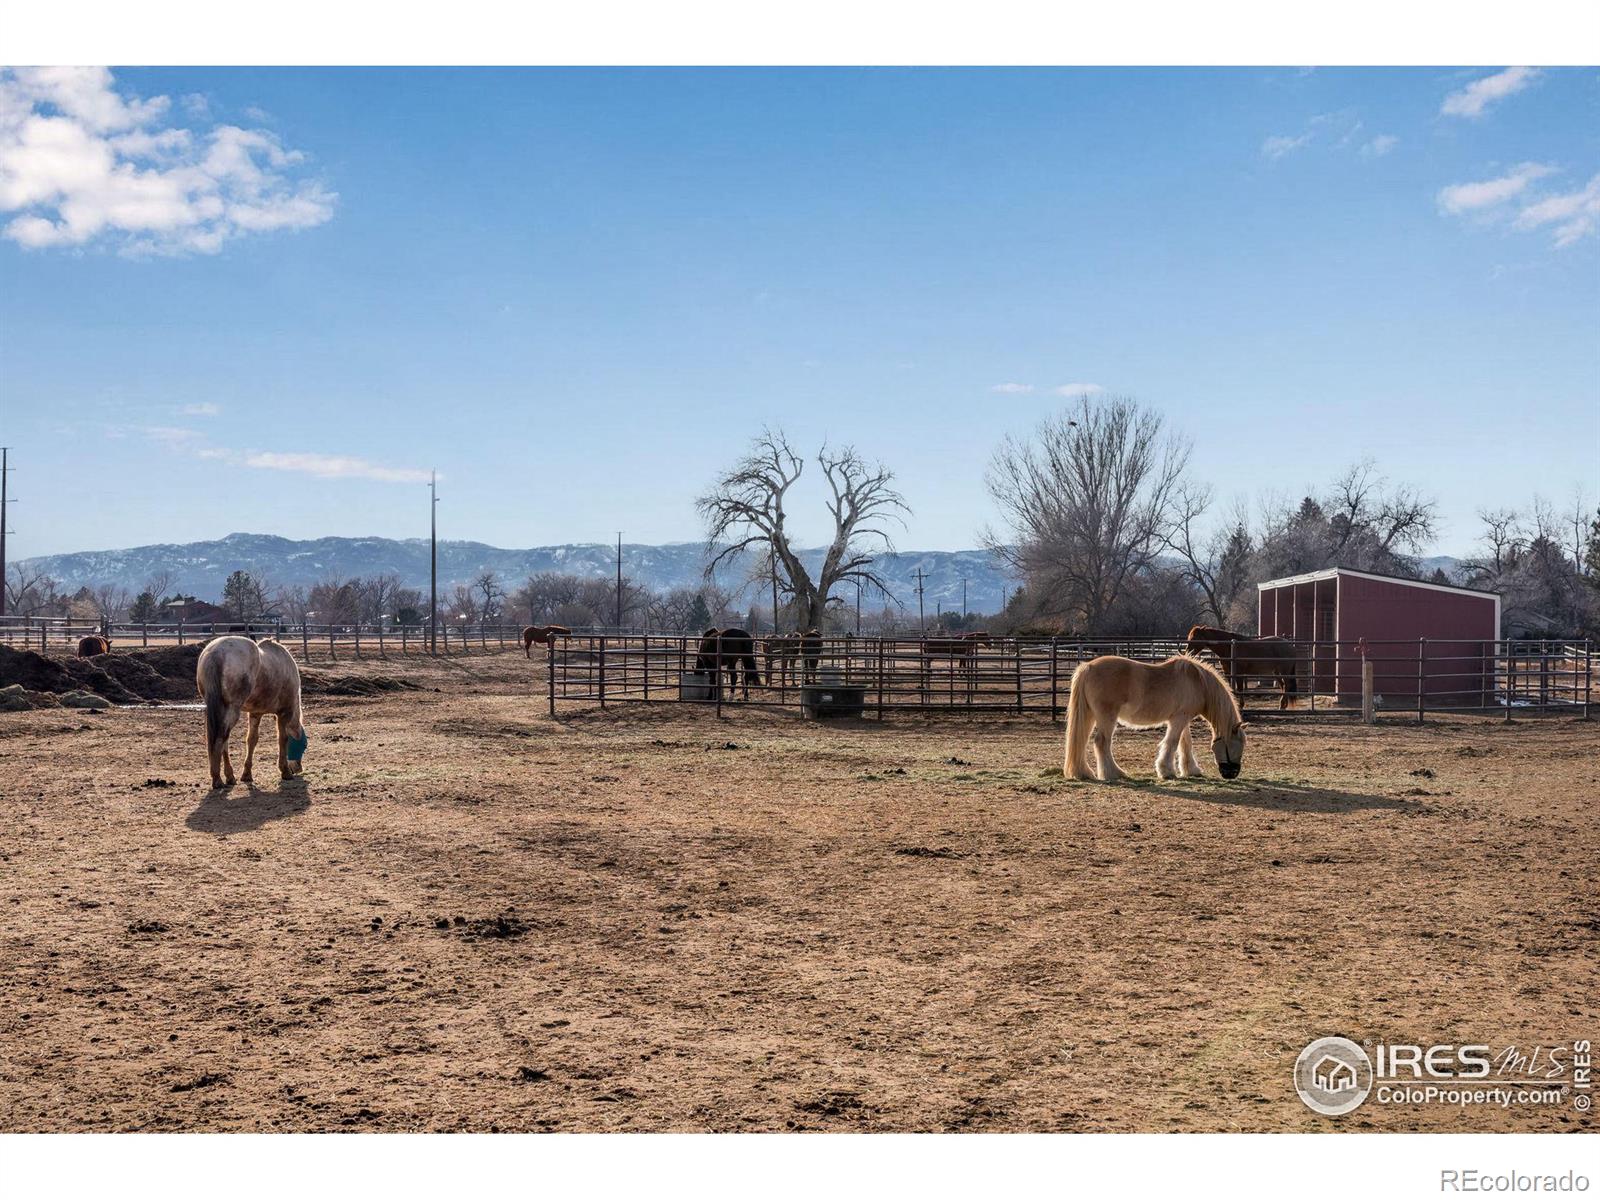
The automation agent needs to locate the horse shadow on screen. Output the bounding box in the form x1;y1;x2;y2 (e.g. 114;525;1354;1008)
1130;777;1424;814
186;778;311;834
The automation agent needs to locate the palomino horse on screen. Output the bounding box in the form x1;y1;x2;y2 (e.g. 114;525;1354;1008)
1064;654;1246;782
522;624;572;658
77;634;111;658
196;636;308;789
694;627;763;698
1184;625;1302;710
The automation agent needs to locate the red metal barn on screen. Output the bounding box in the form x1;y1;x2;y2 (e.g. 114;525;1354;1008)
1256;568;1501;706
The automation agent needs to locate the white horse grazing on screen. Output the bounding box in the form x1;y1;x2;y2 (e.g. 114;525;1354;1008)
196;636;308;789
1064;654;1246;782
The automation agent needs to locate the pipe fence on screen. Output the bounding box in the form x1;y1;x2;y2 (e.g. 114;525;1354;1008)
0;616;529;659
545;634;1593;720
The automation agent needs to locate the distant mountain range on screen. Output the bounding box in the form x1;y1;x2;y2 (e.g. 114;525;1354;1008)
16;533;1020;616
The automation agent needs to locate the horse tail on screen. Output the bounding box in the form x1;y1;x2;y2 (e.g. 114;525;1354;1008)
199;654;227;748
744;653;763;687
1063;663;1094;780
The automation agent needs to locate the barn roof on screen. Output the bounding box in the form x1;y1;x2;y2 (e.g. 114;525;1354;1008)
1256;566;1499;599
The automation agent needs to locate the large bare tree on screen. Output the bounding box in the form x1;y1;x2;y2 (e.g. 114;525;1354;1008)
984;394;1189;635
697;429;909;631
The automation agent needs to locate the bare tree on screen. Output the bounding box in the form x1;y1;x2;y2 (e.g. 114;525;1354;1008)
1167;483;1255;626
984;394;1189;635
1325;460;1438;558
472;571;506;622
90;582;131;623
4;564;59;617
697;429;909;631
143;569;175;602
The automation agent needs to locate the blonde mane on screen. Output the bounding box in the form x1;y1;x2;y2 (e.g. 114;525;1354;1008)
1181;653;1242;730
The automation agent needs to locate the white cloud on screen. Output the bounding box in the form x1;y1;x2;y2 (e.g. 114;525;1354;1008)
1261;132;1311;160
1053;383;1104;396
990;382;1035;394
180;402;221;416
0;67;335;255
1361;134;1400;158
241;452;433;484
134;425;428;483
1441;67;1541;119
1514;173;1600;247
1436;163;1555;215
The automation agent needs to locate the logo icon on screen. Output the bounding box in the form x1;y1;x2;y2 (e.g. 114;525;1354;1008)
1295;1037;1373;1115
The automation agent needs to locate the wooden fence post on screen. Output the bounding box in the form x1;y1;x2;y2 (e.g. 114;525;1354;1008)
354;624;362;658
142;621;149;648
1416;637;1426;724
302;623;310;659
328;624;336;659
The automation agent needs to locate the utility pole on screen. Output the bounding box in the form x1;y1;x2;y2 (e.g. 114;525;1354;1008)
913;566;927;632
0;448;10;618
961;577;968;623
855;577;861;635
429;471;439;654
615;532;623;630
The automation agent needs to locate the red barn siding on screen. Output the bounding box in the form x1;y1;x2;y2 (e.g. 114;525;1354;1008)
1257;569;1500;704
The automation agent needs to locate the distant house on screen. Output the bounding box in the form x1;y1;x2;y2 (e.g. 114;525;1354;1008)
161;598;230;623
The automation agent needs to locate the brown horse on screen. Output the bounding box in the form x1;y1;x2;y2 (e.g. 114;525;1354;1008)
1184;625;1302;710
764;633;802;686
800;628;822;683
695;627;763;698
77;635;111;658
522;624;571;658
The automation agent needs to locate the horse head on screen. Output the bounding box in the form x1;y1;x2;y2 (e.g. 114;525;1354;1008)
1211;720;1247;779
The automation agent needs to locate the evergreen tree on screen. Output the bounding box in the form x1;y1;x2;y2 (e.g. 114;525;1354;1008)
222;570;264;620
129;590;159;623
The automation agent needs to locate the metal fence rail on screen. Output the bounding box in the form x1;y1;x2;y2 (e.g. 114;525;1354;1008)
546;634;1594;720
0;616;528;658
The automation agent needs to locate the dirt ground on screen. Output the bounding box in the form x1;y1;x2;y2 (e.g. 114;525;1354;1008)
0;648;1594;1132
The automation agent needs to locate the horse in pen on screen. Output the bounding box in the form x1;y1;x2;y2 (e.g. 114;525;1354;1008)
195;635;309;789
522;624;571;658
695;627;764;699
1184;624;1303;710
1064;654;1246;782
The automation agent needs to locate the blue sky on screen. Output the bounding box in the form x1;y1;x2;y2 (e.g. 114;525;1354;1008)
2;66;1596;560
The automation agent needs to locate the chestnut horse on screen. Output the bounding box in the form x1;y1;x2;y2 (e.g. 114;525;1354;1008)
522;625;571;658
695;627;763;698
77;634;111;658
1065;654;1246;782
195;636;307;789
1184;624;1303;711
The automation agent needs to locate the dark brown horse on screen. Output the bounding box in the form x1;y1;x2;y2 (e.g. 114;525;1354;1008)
522;625;571;658
800;628;822;683
77;635;111;658
695;627;763;698
920;631;991;695
1184;625;1302;710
